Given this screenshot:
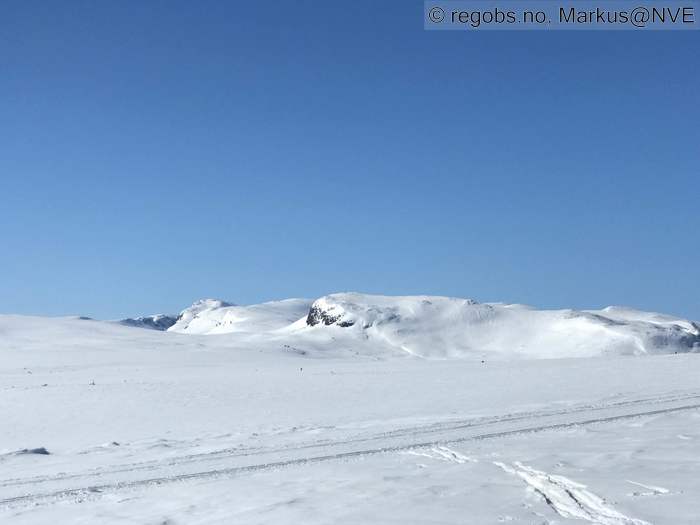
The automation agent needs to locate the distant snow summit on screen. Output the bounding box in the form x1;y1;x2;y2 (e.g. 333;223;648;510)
118;293;700;359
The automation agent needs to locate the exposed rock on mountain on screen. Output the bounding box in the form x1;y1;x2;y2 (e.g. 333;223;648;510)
120;314;177;331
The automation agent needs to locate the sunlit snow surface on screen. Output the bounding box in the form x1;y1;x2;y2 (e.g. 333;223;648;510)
1;296;699;524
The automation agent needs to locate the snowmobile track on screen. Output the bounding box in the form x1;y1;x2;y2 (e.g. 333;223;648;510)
2;391;699;509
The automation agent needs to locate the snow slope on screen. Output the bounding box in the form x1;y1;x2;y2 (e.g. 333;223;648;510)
168;298;312;334
2;312;700;524
156;293;700;359
1;296;698;524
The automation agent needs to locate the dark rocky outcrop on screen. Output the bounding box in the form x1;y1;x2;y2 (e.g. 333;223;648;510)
120;315;177;331
306;305;354;327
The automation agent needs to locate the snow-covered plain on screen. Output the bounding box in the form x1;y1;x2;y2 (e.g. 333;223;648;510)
1;294;699;524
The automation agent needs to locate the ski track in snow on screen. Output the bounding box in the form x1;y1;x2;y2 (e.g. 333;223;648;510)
2;389;696;491
402;445;476;464
495;461;652;525
626;480;670;496
1;391;698;511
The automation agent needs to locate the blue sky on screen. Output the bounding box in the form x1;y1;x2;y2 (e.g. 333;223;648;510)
1;1;698;319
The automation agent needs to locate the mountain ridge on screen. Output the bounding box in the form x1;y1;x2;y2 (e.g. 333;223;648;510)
111;292;700;359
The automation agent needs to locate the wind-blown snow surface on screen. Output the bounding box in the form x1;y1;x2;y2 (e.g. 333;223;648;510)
2;296;700;524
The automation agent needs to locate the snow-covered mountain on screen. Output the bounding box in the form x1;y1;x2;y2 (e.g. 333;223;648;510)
109;292;700;360
294;293;700;359
168;298;313;334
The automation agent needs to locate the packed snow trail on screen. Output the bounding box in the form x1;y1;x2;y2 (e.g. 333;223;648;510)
2;391;698;510
2;390;696;492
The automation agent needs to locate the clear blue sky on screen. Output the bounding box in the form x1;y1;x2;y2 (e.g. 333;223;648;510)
1;1;698;320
